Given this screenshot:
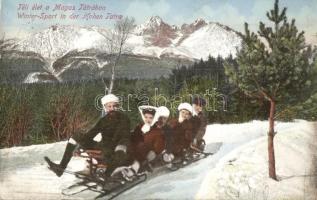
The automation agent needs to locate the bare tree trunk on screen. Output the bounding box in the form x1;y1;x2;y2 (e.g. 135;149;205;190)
268;100;277;180
108;43;123;94
108;65;115;94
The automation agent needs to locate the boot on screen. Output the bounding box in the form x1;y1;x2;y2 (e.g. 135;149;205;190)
197;139;206;151
139;160;153;173
44;142;77;177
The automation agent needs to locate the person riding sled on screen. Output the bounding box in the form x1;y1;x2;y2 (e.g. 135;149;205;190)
153;106;175;164
191;97;208;151
44;94;132;178
130;105;166;171
168;103;194;158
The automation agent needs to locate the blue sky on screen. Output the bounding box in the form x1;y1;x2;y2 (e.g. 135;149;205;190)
1;0;316;42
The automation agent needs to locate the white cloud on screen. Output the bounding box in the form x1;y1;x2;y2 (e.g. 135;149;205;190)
124;0;170;24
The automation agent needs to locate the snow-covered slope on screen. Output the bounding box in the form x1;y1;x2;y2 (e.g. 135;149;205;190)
0;120;316;199
23;72;58;83
196;120;317;200
178;23;241;59
128;16;242;60
18;26;106;60
18;16;242;61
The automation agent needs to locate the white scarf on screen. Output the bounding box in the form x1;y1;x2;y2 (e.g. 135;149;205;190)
141;123;151;134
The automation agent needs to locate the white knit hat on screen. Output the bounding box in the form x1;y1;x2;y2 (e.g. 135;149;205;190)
156;106;170;118
101;94;119;105
178;103;193;114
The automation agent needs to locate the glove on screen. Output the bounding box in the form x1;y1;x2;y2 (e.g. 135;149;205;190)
163;152;175;163
111;160;140;181
146;150;156;162
111;166;133;180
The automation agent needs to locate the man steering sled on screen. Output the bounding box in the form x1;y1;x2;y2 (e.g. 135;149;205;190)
44;94;132;178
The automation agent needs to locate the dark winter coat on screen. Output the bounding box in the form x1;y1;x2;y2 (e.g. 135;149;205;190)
73;110;131;156
130;123;165;162
191;112;207;141
158;123;173;154
168;118;194;156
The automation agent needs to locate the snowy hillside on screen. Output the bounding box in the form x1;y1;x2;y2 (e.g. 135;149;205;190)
23;72;59;83
178;23;241;59
1;120;315;200
18;16;242;61
18;26;106;60
196;120;317;200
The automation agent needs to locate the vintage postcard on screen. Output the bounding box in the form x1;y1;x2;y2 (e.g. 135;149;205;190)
0;0;316;199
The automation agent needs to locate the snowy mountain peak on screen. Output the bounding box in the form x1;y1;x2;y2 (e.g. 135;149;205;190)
135;16;172;35
18;25;106;59
18;17;242;61
148;16;164;26
193;18;207;26
181;18;207;34
133;16;178;47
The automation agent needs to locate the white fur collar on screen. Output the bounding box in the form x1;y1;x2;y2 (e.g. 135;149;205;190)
141;124;151;134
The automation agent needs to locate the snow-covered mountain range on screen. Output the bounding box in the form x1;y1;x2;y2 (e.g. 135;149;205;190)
6;16;243;83
18;16;242;61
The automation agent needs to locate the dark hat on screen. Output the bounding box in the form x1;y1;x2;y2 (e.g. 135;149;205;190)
142;108;156;116
193;97;206;107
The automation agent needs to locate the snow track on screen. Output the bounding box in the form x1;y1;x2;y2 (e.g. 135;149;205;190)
0;120;316;200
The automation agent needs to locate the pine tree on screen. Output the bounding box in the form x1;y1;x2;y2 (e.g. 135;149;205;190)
225;0;313;180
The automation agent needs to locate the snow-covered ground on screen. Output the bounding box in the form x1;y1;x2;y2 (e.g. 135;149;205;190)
196;120;317;200
0;120;316;200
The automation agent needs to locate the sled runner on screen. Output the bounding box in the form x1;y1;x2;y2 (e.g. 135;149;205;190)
59;148;147;199
167;145;214;171
61;168;147;199
57;147;214;200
